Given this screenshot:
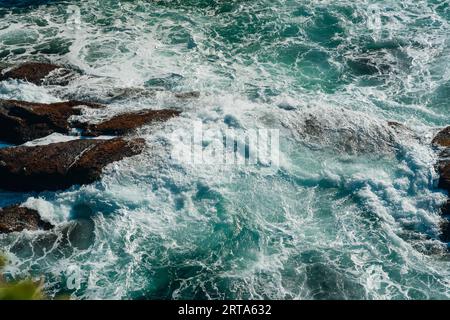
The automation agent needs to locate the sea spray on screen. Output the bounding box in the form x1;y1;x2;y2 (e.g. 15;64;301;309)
0;0;449;299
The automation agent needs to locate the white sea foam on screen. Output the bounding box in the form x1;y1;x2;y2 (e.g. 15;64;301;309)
0;0;449;300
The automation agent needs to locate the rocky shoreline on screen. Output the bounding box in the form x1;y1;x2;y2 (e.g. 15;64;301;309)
0;61;449;251
0;61;183;233
0;138;146;192
0;99;104;144
433;126;450;241
76;109;181;137
0;205;54;234
0;62;79;86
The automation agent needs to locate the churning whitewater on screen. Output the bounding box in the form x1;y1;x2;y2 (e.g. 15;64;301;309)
0;0;450;299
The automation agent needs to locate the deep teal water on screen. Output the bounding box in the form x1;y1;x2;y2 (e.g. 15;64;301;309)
0;0;449;299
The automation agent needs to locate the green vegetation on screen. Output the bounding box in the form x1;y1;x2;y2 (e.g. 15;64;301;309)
0;252;47;300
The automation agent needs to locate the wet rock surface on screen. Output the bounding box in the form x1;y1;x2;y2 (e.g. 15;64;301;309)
58;86;200;104
58;87;159;104
0;62;78;86
0;138;145;192
442;200;450;216
434;127;450;194
0;205;53;233
102;87;157;102
433;127;450;242
174;91;200;99
289;111;410;155
432;126;450;148
0;99;104;144
438;160;450;192
0;61;184;237
79;109;181;137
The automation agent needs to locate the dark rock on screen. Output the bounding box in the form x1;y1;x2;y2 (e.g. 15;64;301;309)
387;121;405;129
6;216;94;255
348;58;380;76
174;91;200;99
80;109;181;137
442;200;450;216
55;86;161;104
433;128;450;244
0;62;77;85
0;205;53;233
432;126;450;148
303;115;324;137
438;160;450;192
0;138;145;192
387;121;420;142
277;102;297;111
66;218;96;250
440;219;450;243
0;99;104;144
347;57;391;76
387;121;418;135
105;87;157;101
439;148;450;159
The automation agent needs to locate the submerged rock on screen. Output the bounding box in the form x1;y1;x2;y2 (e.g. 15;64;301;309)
0;138;145;192
58;86;200;104
0;62;78;86
432;126;450;148
145;73;183;90
347;57;392;76
104;87;157;101
66;218;96;250
79;109;181;136
0;99;104;144
174;91;200;99
64;87;158;104
286;109;410;155
0;205;53;233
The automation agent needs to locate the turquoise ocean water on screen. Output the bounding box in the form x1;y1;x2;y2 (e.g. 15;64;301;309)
0;0;449;299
